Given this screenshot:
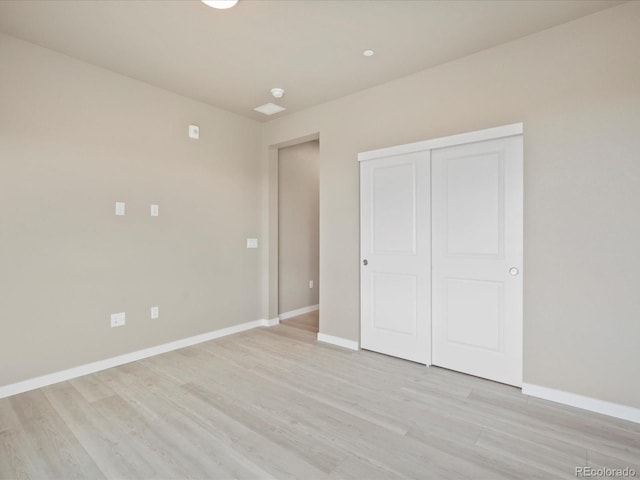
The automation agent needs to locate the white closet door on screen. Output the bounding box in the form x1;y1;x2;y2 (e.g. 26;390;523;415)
360;151;430;364
431;136;523;386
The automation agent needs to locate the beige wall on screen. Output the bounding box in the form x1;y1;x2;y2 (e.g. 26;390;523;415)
261;3;640;409
0;33;262;386
278;141;320;314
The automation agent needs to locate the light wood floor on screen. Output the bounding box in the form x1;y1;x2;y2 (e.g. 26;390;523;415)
1;311;639;479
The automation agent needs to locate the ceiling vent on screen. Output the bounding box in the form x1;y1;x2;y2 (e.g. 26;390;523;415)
254;103;286;116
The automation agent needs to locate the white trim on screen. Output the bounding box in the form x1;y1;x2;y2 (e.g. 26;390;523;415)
279;304;319;320
522;383;640;424
358;123;523;162
0;318;277;399
317;333;359;351
265;317;280;326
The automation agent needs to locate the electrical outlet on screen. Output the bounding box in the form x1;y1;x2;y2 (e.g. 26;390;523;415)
150;204;159;217
115;202;125;216
111;312;126;328
309;280;314;288
151;306;159;319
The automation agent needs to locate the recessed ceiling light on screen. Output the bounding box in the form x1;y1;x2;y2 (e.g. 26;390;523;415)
254;103;286;116
363;49;375;57
201;0;238;9
271;88;285;99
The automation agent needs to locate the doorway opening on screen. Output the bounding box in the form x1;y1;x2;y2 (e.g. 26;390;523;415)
267;133;320;335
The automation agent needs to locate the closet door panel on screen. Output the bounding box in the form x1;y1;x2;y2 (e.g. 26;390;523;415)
432;136;523;386
360;151;430;364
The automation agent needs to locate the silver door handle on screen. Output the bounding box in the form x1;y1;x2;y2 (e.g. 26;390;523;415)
509;267;519;276
362;259;368;266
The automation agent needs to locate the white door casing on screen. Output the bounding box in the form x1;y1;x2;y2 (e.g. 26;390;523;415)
360;150;431;364
431;135;523;386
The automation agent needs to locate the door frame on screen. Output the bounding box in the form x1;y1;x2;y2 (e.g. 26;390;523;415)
358;122;523;367
359;123;523;163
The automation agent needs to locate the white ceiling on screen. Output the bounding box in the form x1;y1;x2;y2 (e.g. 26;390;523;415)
0;0;624;122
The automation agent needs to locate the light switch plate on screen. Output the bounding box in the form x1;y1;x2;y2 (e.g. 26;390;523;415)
150;204;159;217
115;202;125;216
151;306;159;319
111;312;126;328
309;280;314;289
247;238;258;249
188;124;199;139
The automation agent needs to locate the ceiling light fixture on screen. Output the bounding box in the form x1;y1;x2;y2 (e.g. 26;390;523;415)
363;49;375;57
270;88;285;99
201;0;238;9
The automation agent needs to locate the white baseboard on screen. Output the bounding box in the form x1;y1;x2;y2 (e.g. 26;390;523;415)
522;383;640;424
0;318;277;399
279;304;319;320
265;317;280;327
317;333;359;351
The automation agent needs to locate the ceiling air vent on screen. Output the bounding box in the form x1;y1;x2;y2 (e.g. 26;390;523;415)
254;103;286;116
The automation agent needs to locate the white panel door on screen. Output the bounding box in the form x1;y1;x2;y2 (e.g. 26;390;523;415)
360;151;430;364
431;136;523;386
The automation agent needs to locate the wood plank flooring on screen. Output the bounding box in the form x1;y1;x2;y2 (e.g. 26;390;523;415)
1;311;639;479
